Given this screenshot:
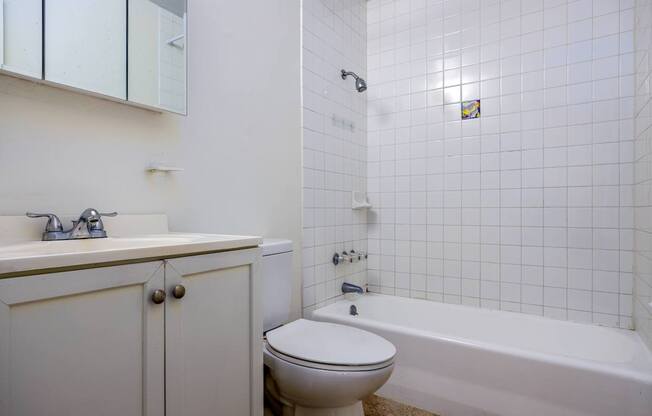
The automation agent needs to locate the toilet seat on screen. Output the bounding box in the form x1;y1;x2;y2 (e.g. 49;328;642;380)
265;319;396;371
265;342;394;372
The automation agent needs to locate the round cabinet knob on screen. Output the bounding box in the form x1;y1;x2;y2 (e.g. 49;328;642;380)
151;289;166;304
172;284;186;299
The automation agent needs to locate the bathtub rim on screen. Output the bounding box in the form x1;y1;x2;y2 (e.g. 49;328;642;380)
311;293;652;386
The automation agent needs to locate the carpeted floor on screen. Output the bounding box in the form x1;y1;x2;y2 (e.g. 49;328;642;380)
363;395;438;416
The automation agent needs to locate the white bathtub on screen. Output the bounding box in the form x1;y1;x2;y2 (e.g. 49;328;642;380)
311;293;652;416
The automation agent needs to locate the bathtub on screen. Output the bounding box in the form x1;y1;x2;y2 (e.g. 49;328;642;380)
311;293;652;416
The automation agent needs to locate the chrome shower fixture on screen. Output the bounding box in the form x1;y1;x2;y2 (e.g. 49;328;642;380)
341;69;367;92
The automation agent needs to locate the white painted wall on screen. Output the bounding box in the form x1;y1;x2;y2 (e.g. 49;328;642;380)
0;0;303;318
170;0;303;318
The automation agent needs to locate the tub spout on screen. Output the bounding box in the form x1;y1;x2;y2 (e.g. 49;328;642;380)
342;282;364;295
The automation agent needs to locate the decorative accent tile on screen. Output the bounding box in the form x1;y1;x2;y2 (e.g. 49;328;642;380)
461;100;480;120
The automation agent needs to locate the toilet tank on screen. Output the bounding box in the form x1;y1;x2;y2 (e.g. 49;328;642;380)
261;239;293;332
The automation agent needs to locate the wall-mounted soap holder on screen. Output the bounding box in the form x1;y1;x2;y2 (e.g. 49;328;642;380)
352;191;371;210
146;163;184;173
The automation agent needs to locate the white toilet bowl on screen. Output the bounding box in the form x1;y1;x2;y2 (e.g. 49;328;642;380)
260;240;396;416
263;319;395;416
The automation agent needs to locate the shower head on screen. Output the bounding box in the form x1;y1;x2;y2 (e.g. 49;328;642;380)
341;69;367;93
355;77;367;92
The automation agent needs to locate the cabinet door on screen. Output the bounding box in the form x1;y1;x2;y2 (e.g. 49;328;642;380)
44;0;127;99
0;0;42;78
165;249;262;416
128;0;187;114
0;262;165;416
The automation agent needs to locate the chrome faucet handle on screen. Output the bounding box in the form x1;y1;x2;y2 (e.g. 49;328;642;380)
79;208;117;221
99;212;118;217
86;211;117;234
333;252;349;266
350;250;364;261
342;251;354;263
77;209;117;226
95;211;118;227
68;209;118;239
26;212;64;232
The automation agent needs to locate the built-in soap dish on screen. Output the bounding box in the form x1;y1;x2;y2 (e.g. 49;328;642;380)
352;191;371;210
146;163;184;173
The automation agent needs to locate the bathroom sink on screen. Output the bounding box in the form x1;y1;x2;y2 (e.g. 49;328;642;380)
0;236;192;254
0;233;262;277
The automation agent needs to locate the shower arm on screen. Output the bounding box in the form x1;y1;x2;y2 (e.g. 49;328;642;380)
341;70;360;80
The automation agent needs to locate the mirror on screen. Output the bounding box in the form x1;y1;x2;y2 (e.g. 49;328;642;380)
0;0;42;79
45;0;127;100
129;0;187;114
0;0;187;114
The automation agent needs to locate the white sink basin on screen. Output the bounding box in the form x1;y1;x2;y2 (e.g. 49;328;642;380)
0;236;191;254
0;233;262;277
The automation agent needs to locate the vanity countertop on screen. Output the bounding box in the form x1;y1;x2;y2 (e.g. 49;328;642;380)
0;215;262;278
0;233;262;278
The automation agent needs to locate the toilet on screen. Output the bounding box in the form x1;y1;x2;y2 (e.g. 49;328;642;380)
261;239;396;416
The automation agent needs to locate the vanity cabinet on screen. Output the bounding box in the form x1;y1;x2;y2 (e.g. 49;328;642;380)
165;251;261;416
0;249;261;416
0;261;165;416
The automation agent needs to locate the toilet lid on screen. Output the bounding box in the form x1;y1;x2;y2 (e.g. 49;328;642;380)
265;319;396;366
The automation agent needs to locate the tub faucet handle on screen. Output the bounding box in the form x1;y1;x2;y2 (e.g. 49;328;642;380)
333;251;351;265
342;251;353;263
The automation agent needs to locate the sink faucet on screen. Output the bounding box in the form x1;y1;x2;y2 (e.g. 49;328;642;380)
27;208;117;241
342;282;364;295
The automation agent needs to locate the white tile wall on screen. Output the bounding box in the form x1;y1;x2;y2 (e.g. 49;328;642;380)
302;0;368;313
366;0;635;328
634;0;652;348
